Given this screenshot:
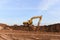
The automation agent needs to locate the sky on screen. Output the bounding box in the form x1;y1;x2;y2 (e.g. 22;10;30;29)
0;0;60;25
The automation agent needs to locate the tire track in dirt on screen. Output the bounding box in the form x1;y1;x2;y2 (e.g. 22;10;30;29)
0;34;13;40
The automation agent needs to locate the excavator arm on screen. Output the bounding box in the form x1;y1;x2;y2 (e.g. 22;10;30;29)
29;16;42;26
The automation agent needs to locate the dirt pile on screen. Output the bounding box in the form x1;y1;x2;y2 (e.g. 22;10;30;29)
40;23;60;32
0;23;60;32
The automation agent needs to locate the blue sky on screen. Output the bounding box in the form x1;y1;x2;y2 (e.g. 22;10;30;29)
0;0;60;25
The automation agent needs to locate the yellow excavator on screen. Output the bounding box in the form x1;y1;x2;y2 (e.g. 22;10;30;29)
23;16;42;31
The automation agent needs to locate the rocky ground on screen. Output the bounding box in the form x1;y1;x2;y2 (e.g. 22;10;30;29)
0;30;60;40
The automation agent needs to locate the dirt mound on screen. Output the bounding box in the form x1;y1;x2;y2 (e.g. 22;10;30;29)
0;23;60;32
40;23;60;32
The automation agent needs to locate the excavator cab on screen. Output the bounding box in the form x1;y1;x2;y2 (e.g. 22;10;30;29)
23;20;32;27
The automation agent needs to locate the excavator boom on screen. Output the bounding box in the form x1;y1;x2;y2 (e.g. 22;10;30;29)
30;16;42;26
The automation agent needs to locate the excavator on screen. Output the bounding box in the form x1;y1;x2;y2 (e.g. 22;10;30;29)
23;16;42;31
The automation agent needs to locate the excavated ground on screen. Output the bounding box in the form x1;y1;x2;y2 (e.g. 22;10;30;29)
0;30;60;40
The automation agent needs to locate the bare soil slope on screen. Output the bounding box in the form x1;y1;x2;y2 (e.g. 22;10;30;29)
0;30;60;40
